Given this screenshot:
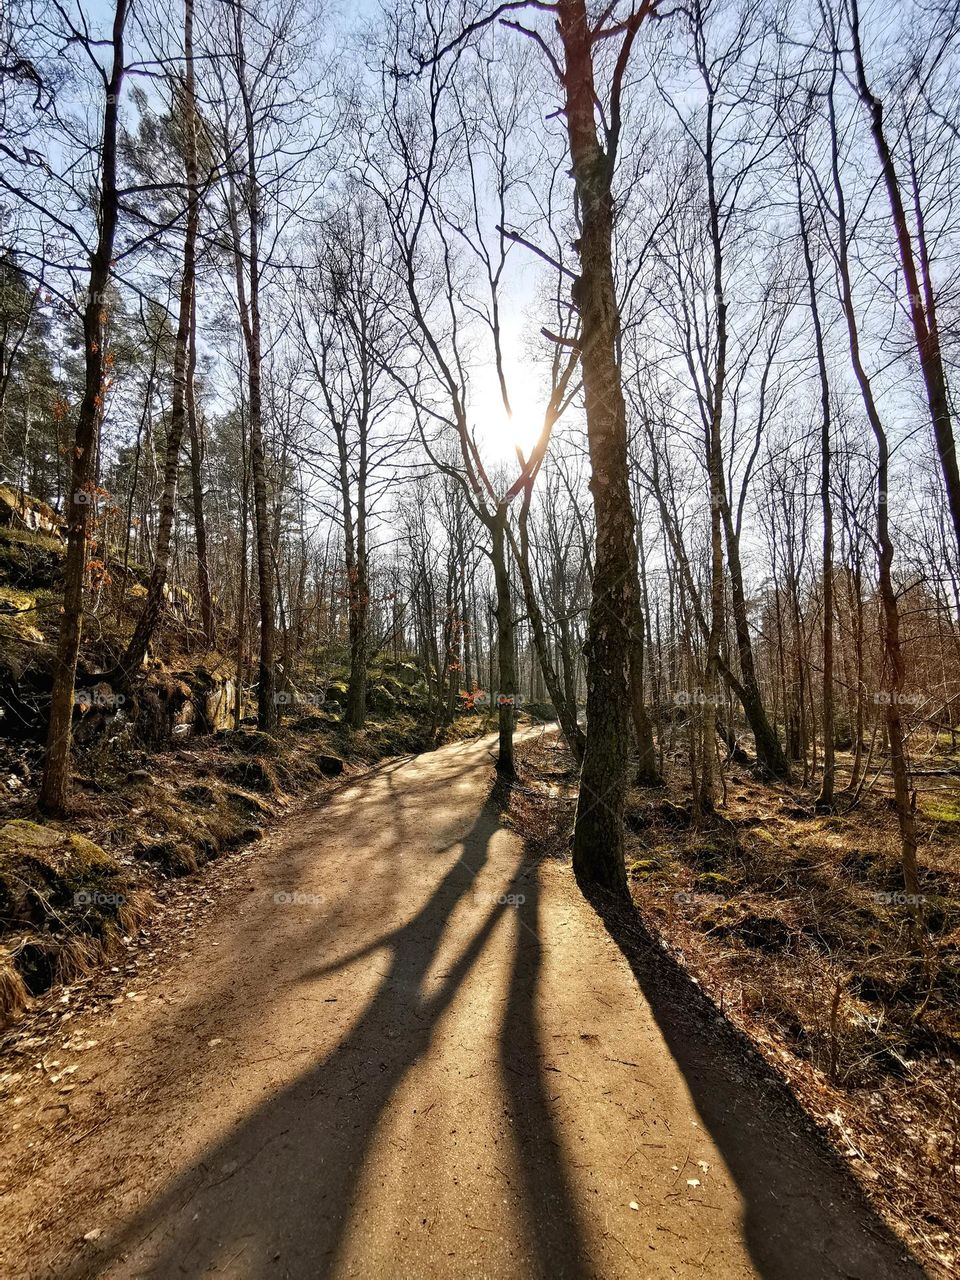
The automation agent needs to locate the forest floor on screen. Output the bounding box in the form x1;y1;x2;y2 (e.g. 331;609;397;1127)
0;728;929;1279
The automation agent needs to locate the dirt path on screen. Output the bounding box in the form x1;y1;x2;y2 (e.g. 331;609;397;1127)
0;733;926;1279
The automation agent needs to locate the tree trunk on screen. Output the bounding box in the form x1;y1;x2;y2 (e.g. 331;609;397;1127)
119;0;199;680
828;66;919;898
798;185;836;811
557;0;637;899
226;1;277;732
628;580;660;784
849;0;960;567
510;492;585;761
491;509;516;777
40;0;128;812
186;289;214;645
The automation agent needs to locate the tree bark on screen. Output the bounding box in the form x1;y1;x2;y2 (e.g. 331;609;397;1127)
557;0;646;899
227;5;277;730
490;508;516;778
797;183;836;811
186;289;214;645
827;63;919;897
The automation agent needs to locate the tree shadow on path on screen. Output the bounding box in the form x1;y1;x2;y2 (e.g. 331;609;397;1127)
496;873;596;1279
70;778;574;1279
584;887;928;1280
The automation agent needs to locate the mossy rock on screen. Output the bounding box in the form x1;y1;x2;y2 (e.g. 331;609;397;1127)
693;871;740;896
0;585;43;642
0;819;118;897
383;661;419;685
0;525;64;588
368;684;397;712
0;821;148;1013
0;486;61;535
628;857;665;880
657;799;693;827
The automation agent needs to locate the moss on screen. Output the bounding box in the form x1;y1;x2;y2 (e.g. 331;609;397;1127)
0;820;148;1016
0;585;35;612
0;585;43;642
694;871;740;895
0;524;64;588
921;797;960;824
628;857;665;880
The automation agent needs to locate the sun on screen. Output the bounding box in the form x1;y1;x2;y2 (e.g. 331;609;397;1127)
470;361;550;462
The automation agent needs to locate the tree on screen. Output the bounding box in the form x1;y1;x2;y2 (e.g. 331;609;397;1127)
40;0;130;812
295;196;408;728
119;0;202;679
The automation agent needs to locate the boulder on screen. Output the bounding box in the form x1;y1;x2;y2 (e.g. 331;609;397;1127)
0;485;63;538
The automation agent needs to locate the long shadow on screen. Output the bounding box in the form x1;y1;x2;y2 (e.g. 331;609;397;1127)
498;872;595;1279
583;887;928;1280
68;776;521;1279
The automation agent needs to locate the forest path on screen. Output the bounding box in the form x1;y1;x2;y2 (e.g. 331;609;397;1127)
1;731;925;1279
